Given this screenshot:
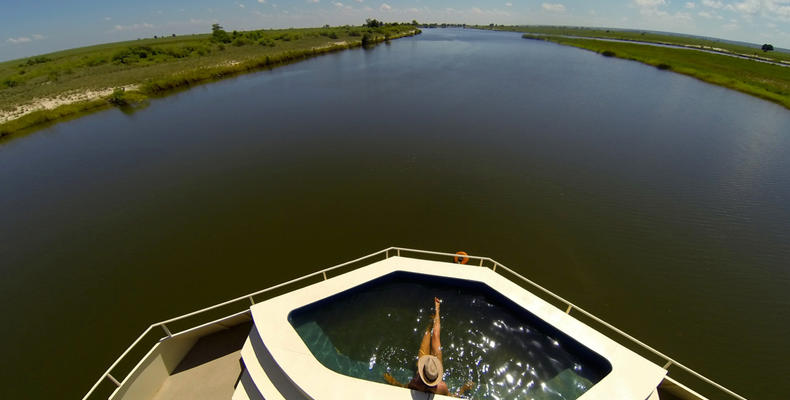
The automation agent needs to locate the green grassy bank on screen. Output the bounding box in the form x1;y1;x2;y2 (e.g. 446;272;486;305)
0;23;419;139
472;25;789;110
479;25;790;64
517;33;790;110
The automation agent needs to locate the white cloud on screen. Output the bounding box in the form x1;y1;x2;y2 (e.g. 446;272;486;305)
307;0;319;3
113;23;154;31
6;33;45;44
685;2;696;8
702;0;724;8
723;0;790;22
258;0;266;3
698;10;714;17
634;0;668;17
634;0;666;7
330;1;352;9
354;0;363;2
104;16;112;21
7;37;32;44
723;22;739;29
732;0;760;14
380;3;391;11
542;3;566;12
239;3;246;8
505;2;513;6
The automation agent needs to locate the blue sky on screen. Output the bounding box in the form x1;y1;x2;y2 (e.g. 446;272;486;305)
2;0;789;61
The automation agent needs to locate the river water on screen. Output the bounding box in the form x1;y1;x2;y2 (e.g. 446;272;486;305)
1;28;788;400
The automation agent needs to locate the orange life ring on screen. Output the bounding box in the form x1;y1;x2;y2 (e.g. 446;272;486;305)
454;251;469;265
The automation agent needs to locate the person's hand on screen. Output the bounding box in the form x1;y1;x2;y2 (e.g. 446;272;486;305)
434;297;441;310
457;381;475;396
384;373;404;388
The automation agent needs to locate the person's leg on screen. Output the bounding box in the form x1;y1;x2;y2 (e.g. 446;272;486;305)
418;325;432;360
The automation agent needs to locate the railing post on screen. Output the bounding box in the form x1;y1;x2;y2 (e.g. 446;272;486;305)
161;323;172;337
249;296;255;305
565;304;573;314
322;271;327;280
397;249;400;257
492;263;497;272
106;373;121;387
479;258;483;267
663;360;673;370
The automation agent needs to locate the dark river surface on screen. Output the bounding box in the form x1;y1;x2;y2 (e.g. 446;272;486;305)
1;28;788;399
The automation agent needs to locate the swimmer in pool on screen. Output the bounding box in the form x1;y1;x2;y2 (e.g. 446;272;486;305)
384;297;475;397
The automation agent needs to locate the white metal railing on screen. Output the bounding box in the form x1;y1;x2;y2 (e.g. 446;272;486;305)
82;247;747;400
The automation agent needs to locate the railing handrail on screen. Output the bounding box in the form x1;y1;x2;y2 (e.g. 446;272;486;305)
83;247;747;400
82;247;393;400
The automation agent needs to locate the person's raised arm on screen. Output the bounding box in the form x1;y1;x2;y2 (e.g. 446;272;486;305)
431;297;442;361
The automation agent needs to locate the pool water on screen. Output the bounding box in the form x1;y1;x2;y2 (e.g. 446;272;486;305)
288;272;611;399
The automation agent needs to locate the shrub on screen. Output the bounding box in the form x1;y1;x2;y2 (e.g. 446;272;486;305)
112;46;163;64
361;34;371;47
2;77;21;88
232;37;251;46
25;56;51;66
328;32;339;39
656;63;671;70
211;24;231;43
107;88;128;106
601;50;616;57
86;57;108;67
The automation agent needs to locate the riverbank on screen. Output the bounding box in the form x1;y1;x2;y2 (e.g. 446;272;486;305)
472;26;790;110
523;34;790;110
479;25;790;64
0;24;420;140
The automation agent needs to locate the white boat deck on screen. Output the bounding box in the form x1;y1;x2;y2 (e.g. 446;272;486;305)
249;256;667;400
91;249;745;400
150;322;250;400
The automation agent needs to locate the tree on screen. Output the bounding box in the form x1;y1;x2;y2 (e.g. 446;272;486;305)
365;18;382;28
211;24;231;43
762;43;774;52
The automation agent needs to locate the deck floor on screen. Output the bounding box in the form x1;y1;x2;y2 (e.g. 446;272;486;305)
152;322;252;400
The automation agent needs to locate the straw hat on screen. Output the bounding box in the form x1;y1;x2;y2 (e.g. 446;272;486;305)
417;355;443;387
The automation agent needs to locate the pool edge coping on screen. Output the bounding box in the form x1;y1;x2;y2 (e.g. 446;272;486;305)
250;256;667;400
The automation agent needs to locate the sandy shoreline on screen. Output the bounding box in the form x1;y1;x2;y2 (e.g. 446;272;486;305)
0;84;139;125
